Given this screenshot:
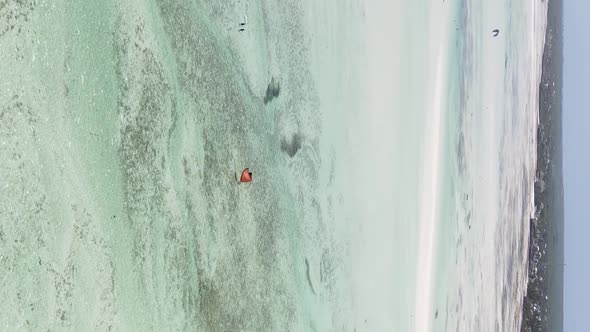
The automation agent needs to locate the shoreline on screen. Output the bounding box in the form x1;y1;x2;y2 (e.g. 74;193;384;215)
415;51;449;332
414;2;454;330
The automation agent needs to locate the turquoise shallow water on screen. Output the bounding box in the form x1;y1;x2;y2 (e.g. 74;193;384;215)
1;0;343;329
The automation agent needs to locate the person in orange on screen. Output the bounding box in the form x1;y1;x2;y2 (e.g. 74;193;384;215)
238;168;252;183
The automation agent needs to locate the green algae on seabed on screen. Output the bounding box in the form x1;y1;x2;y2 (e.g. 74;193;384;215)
0;0;343;330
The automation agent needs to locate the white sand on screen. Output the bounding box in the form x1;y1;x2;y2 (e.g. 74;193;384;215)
414;44;449;332
414;3;453;331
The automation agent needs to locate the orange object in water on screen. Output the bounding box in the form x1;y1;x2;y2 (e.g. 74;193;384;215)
240;168;252;183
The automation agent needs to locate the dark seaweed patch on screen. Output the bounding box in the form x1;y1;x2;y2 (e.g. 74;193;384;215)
280;133;302;157
263;77;281;104
0;0;35;37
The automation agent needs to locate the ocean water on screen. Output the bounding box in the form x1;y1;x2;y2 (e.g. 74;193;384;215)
0;0;547;331
433;0;549;331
